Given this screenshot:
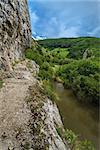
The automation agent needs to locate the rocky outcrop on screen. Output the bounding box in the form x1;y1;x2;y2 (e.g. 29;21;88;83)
0;0;31;71
0;60;69;150
28;81;69;150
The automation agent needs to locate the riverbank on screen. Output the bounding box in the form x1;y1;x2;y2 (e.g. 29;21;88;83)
25;43;98;150
38;37;100;106
52;82;99;150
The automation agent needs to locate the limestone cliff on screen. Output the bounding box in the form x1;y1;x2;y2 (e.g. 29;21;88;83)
0;0;31;70
0;0;69;150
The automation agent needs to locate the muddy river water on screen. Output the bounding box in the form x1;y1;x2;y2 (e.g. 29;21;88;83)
53;82;99;149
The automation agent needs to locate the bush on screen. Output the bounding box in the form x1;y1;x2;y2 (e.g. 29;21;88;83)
56;128;95;150
78;140;95;150
65;129;95;150
42;80;59;101
25;48;43;65
58;59;100;105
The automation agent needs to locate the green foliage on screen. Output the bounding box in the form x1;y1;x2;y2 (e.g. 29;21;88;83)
25;47;54;80
39;37;100;60
67;38;100;59
39;37;100;47
56;128;95;150
64;129;78;146
25;48;43;65
42;80;59;101
58;59;100;105
39;62;53;80
25;37;100;105
50;48;69;59
39;37;100;105
56;127;63;137
78;140;95;150
65;129;95;150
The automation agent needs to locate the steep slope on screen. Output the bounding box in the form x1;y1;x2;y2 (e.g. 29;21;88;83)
0;1;68;149
0;60;68;150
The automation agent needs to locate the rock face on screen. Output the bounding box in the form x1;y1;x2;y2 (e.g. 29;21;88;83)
0;0;31;70
0;1;69;149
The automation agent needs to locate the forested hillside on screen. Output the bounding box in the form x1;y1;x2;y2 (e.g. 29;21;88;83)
25;37;100;106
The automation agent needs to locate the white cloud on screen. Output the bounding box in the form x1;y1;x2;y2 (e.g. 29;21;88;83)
28;0;99;38
88;26;100;36
58;25;80;37
38;17;59;37
38;14;80;38
29;8;39;33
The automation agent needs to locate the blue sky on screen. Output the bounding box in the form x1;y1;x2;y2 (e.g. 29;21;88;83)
28;0;100;38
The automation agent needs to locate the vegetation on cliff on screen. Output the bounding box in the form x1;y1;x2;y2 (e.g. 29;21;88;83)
56;128;95;150
25;37;99;149
25;37;100;106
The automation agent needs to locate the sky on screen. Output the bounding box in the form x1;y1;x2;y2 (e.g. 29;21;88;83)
28;0;100;39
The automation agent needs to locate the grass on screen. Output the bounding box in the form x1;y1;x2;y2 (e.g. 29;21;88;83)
51;48;69;59
56;127;95;150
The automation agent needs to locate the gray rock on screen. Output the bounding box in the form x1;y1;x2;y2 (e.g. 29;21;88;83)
0;0;31;71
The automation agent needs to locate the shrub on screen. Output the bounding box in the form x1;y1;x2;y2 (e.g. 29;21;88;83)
64;129;78;149
42;80;59;101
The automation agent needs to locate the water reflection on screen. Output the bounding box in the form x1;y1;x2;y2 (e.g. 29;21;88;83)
53;82;99;150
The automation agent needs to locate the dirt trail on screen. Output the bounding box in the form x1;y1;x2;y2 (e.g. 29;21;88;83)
0;61;37;150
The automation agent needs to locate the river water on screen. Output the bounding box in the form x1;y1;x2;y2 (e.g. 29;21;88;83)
52;82;99;149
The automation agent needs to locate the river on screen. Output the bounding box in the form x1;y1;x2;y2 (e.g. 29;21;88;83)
52;82;99;149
